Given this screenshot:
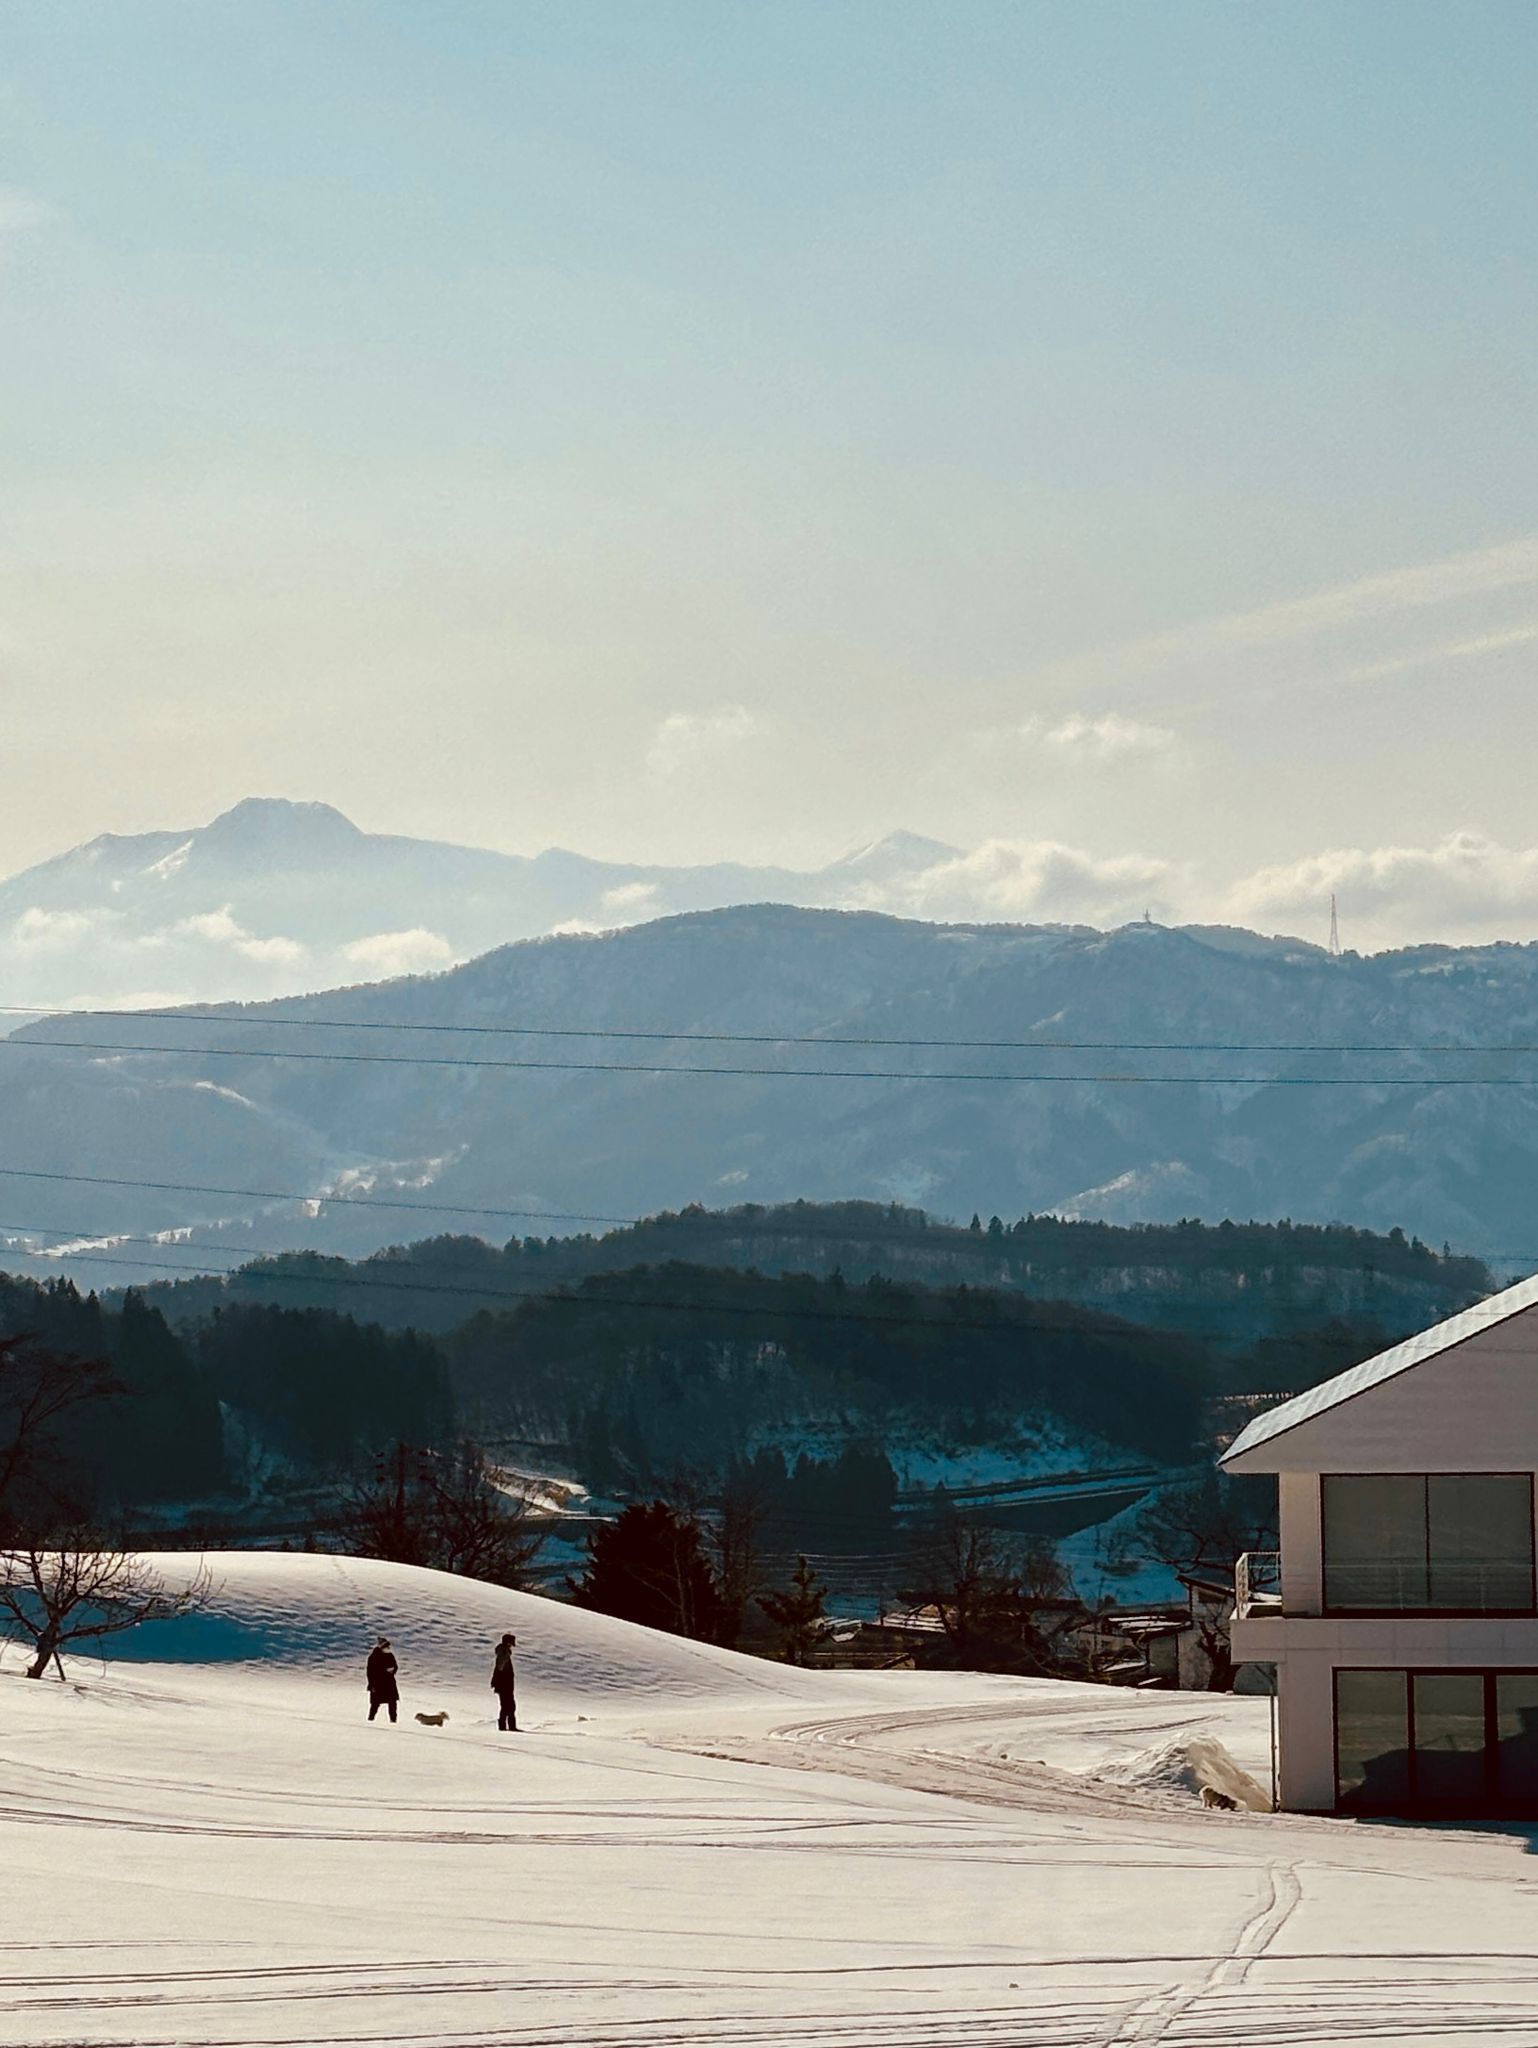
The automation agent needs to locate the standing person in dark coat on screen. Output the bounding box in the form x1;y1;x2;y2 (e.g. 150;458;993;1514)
366;1636;399;1723
491;1632;518;1731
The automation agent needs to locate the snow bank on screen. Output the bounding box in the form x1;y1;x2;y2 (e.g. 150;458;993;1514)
1093;1732;1270;1811
98;1550;812;1712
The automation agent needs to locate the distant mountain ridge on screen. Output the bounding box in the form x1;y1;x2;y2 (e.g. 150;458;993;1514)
4;901;1538;1271
0;797;969;1008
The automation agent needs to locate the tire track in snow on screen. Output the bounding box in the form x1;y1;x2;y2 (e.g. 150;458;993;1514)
1101;1857;1303;2045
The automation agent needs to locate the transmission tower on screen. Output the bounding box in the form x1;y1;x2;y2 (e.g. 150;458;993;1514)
1328;893;1341;957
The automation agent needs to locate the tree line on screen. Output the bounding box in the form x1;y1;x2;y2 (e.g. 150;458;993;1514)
130;1199;1490;1339
0;1253;1428;1519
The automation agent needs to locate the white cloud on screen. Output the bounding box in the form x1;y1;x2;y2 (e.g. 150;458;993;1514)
236;933;307;967
853;839;1181;928
174;908;244;944
1034;711;1177;761
600;881;661;914
9;906;120;952
0;186;55;237
341;928;456;978
646;704;761;777
172;906;306;967
1226;831;1538;948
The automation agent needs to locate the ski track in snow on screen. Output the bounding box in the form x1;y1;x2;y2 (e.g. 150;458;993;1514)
4;1553;1538;2048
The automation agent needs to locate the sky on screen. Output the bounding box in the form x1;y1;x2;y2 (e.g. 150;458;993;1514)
2;0;1537;950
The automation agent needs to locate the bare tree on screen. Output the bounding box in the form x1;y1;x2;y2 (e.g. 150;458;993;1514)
343;1439;548;1588
0;1337;119;1536
1136;1471;1277;1582
1132;1472;1277;1693
901;1508;1078;1674
712;1464;775;1649
431;1442;548;1585
344;1441;436;1569
0;1541;211;1679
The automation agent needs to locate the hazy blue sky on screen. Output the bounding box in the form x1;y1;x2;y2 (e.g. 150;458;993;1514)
3;1;1537;945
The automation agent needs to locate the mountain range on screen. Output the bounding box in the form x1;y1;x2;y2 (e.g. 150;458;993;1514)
0;796;964;1008
4;900;1538;1279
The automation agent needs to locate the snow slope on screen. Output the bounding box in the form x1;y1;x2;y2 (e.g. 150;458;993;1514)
5;1553;1538;2047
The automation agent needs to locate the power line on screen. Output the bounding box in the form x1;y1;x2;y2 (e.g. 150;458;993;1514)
0;1219;1291;1338
12;1001;1538;1055
0;1166;1515;1263
8;1032;1538;1084
0;1166;631;1228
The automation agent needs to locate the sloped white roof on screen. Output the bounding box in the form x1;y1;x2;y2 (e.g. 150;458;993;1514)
1221;1270;1538;1465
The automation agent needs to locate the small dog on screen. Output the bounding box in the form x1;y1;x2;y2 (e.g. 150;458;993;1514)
1200;1785;1237;1811
414;1710;450;1728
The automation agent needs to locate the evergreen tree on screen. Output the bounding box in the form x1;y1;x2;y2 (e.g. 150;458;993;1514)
569;1501;728;1642
757;1555;828;1665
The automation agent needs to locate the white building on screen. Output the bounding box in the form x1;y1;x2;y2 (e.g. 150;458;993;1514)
1224;1274;1538;1815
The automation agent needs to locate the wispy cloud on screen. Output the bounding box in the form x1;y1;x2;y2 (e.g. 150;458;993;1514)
173;907;306;967
846;838;1181;928
1032;711;1177;761
341;929;456;979
1034;535;1538;707
1294;623;1538;699
646;704;761;778
0;186;56;237
943;709;1183;793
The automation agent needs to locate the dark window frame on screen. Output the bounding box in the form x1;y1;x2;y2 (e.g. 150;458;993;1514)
1333;1666;1538;1814
1320;1472;1537;1617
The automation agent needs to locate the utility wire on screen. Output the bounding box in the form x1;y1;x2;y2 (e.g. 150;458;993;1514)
10;1000;1538;1055
0;1165;1514;1257
0;1220;1282;1337
0;1167;1510;1276
7;1033;1538;1083
0;1165;631;1228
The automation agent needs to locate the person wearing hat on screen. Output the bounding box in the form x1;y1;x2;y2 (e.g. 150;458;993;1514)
491;1632;518;1731
366;1636;399;1723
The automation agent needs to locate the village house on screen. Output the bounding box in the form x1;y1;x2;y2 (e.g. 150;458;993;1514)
1224;1274;1538;1815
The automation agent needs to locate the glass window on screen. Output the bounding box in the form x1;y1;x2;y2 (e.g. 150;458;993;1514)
1412;1673;1487;1806
1429;1476;1534;1611
1323;1476;1428;1609
1323;1476;1535;1612
1336;1669;1410;1810
1495;1675;1538;1803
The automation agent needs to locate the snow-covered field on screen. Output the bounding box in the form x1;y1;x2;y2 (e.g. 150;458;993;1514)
6;1553;1538;2046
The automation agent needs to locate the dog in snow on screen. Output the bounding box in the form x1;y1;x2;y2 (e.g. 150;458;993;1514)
1200;1785;1237;1810
414;1710;450;1727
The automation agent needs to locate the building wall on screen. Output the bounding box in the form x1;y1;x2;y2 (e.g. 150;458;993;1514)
1224;1300;1538;1810
1277;1471;1322;1613
1235;1614;1538;1810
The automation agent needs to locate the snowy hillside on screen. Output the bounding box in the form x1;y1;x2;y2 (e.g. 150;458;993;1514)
103;1550;811;1718
8;901;1538;1262
8;1551;1538;2047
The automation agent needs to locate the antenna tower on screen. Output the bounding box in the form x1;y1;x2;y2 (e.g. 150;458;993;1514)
1328;893;1341;957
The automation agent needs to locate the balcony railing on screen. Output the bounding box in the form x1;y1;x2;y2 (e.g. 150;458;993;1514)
1235;1550;1282;1620
1323;1557;1536;1613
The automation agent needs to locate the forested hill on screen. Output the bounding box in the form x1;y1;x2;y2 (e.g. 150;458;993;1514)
3;1261;1209;1507
19;904;1538;1263
443;1263;1212;1473
135;1202;1492;1344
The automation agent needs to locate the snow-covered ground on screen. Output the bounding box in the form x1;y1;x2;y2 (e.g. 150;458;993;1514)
5;1552;1538;2046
